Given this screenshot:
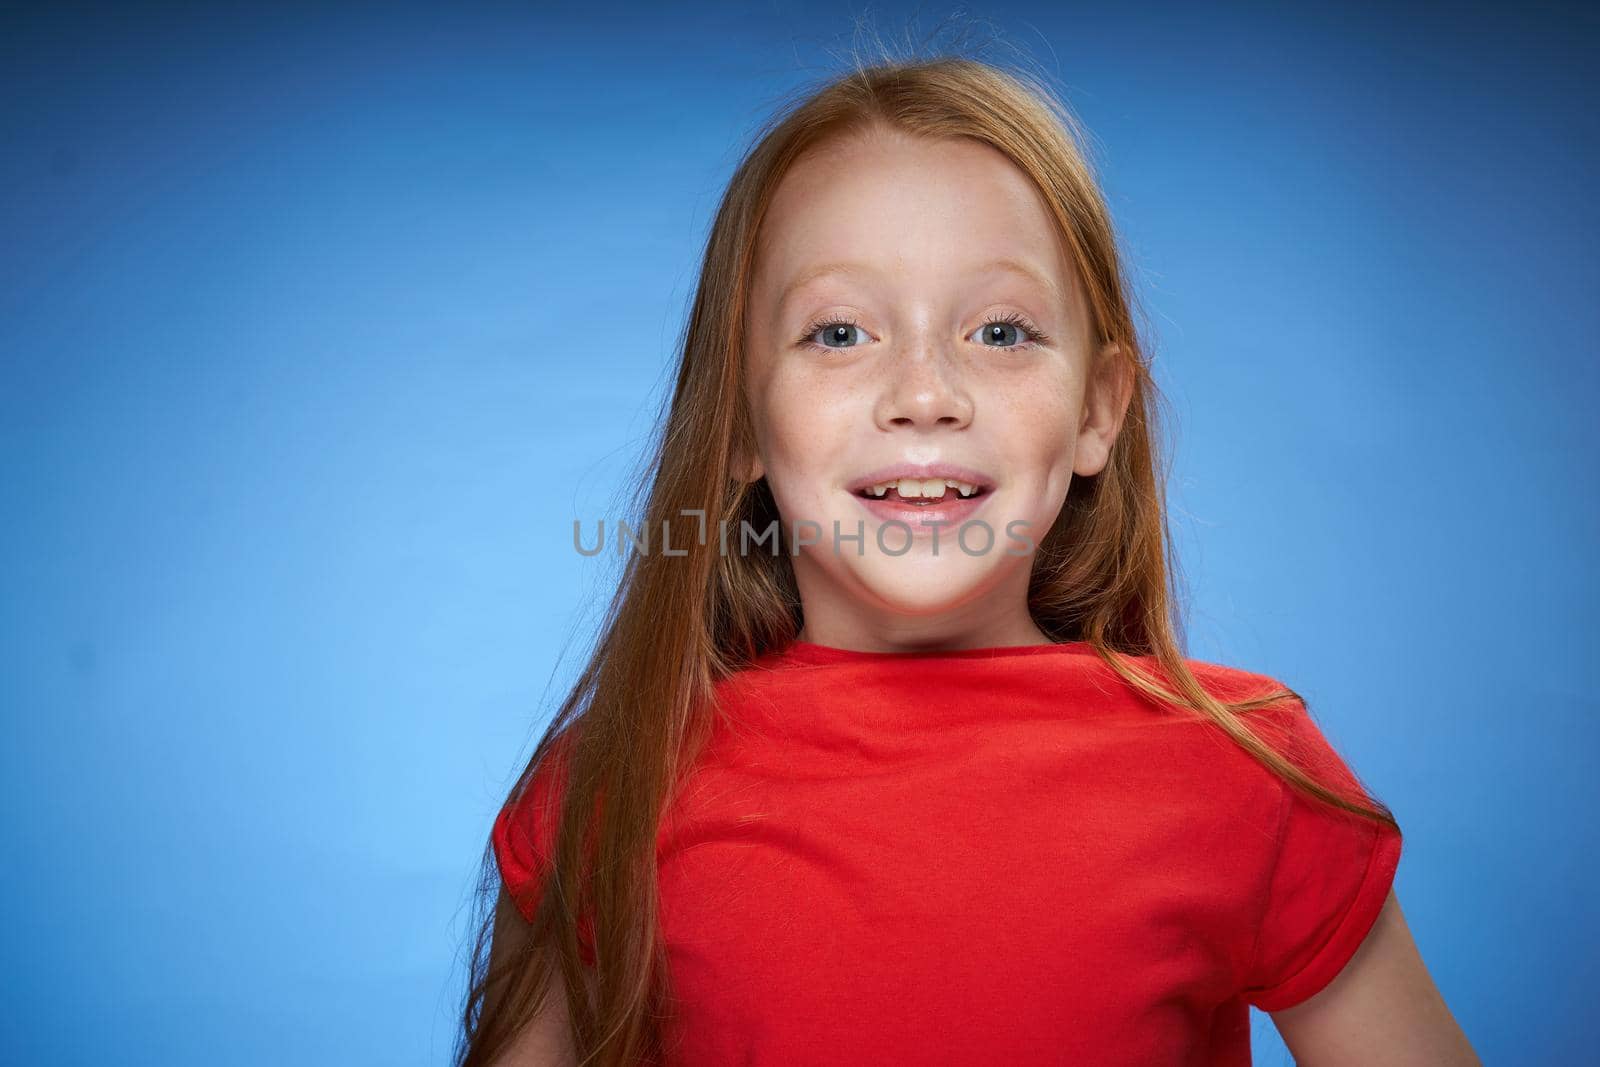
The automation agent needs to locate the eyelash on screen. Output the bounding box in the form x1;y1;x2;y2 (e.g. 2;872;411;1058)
795;311;1053;354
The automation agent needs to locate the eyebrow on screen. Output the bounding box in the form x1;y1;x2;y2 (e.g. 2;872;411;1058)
777;257;1063;310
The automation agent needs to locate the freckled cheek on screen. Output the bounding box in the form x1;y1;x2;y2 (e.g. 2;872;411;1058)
753;377;859;499
995;386;1080;494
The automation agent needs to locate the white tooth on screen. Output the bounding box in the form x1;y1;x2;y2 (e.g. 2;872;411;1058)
945;479;974;498
921;479;946;498
897;478;922;498
871;483;888;497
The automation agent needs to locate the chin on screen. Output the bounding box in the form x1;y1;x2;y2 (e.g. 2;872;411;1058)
844;556;994;614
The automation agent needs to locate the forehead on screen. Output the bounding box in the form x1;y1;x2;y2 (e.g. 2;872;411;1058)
751;129;1079;310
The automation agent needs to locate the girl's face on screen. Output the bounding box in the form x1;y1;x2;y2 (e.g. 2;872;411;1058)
741;126;1131;650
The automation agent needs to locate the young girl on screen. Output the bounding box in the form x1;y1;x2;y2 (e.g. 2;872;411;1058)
458;55;1477;1067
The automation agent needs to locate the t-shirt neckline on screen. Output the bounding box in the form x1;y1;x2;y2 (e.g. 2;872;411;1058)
778;638;1096;665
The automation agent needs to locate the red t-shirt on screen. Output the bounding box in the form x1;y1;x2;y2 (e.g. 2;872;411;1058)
492;639;1402;1064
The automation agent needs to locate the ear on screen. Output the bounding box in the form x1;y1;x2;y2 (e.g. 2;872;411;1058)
1073;341;1135;478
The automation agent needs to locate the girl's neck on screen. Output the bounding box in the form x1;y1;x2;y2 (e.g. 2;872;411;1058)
795;614;1053;656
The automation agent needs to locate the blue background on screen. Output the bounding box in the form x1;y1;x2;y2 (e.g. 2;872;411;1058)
3;3;1593;1063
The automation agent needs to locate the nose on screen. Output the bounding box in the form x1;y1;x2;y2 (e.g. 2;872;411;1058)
873;340;974;432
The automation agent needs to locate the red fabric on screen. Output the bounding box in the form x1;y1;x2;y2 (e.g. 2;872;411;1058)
492;639;1402;1064
491;733;599;966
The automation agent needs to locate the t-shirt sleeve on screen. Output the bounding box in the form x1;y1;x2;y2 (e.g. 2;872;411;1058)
491;740;598;965
1240;699;1403;1012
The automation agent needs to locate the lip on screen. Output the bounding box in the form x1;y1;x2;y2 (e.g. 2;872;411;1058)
853;486;995;530
845;462;998;533
845;462;995;495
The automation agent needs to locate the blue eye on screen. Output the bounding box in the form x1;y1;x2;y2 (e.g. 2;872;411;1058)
799;316;869;350
795;311;1052;354
971;315;1040;348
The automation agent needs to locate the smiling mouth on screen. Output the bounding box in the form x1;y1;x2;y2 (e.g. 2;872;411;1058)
854;480;993;505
